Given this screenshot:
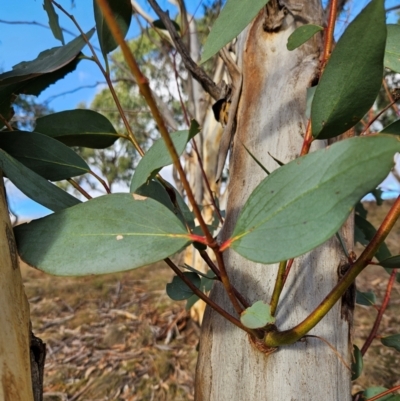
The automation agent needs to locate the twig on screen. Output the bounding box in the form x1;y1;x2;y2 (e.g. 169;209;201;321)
382;78;400;116
51;0;145;156
67;179;92;199
95;0;213;244
199;250;250;308
361;268;397;355
321;0;338;69
163;258;255;335
148;0;222;100
270;261;287;316
360;100;398;136
89;171;111;194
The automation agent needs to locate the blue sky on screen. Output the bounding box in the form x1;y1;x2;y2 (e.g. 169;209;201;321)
1;0;400;220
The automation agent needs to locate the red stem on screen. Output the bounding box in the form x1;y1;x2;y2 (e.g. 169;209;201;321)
361;268;397;355
321;0;338;69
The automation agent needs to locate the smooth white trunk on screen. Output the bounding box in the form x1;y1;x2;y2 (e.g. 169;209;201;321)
195;2;353;400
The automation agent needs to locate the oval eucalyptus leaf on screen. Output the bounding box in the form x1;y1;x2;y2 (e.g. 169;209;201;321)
153;19;181;33
240;301;275;329
385;24;400;73
228;135;399;264
0;149;80;212
381;334;400;352
166;272;200;301
355;214;392;262
351;345;363;380
14;194;191;276
381;120;400;135
311;0;386;139
130;120;200;193
0;131;90;181
43;0;65;45
0;29;95;86
378;255;400;269
94;0;132;56
200;0;270;64
356;290;376;306
35;109;119;148
287;24;323;51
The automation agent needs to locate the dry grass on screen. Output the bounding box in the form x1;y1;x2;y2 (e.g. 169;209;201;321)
22;201;400;400
22;263;199;401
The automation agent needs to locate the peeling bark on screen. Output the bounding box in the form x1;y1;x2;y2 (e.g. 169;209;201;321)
195;1;353;400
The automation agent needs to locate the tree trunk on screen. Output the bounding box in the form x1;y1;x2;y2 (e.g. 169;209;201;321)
195;2;353;400
0;176;35;401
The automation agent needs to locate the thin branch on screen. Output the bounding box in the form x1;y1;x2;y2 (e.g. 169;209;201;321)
95;0;214;245
360;99;398;135
270;261;287;316
148;0;222;100
89;171;111;194
386;4;400;12
361;268;397;355
321;0;339;68
51;0;145;157
163;258;255;335
67;178;92;199
199;250;250;308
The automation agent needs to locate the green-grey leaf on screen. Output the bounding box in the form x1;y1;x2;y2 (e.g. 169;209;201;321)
378;255;400;269
14;194;191;276
381;120;400;136
311;0;386;139
43;0;65;45
0;131;89;181
166;272;200;301
355;214;392;262
287;24;323;51
356;290;376;306
240;301;275;329
130;120;200;193
381;334;400;352
229;135;399;264
351;345;363;380
385;24;400;73
35;109;119;148
0;29;94;86
94;0;132;55
363;387;400;401
0;149;80;212
200;0;270;64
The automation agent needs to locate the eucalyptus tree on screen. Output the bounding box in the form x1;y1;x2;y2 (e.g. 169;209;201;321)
1;1;400;401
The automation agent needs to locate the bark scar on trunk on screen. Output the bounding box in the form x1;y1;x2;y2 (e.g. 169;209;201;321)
6;224;18;270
